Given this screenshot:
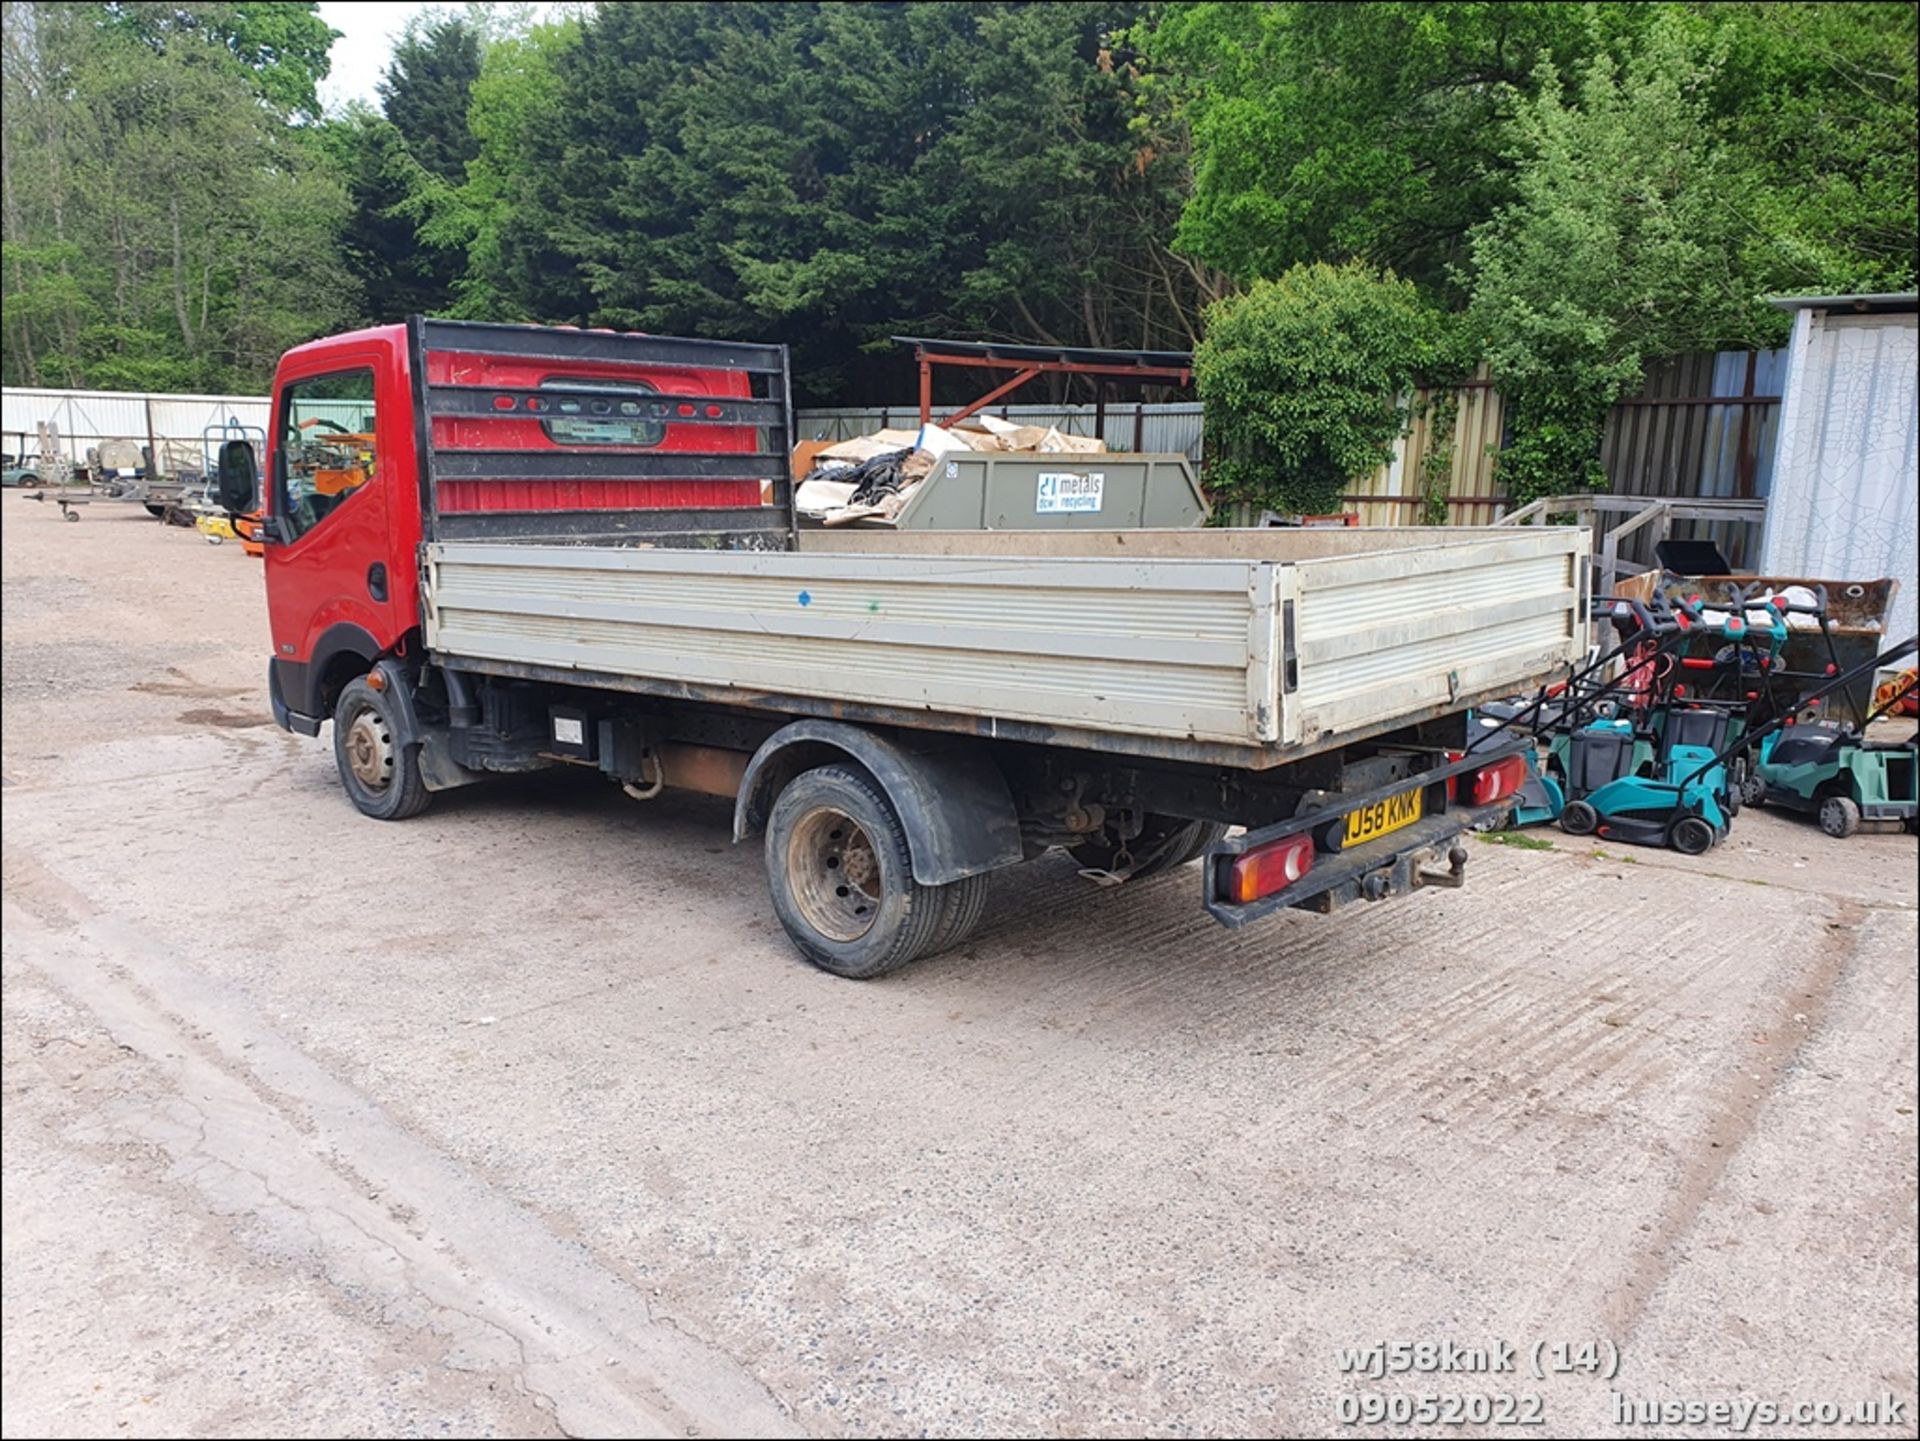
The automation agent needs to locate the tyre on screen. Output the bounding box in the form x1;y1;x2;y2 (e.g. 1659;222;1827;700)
1669;815;1717;855
1069;816;1227;881
1724;784;1741;818
764;764;945;979
1741;774;1767;807
926;871;991;956
1819;795;1861;839
332;676;431;821
1560;799;1600;836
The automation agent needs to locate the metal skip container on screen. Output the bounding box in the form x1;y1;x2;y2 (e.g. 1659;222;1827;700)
852;451;1211;532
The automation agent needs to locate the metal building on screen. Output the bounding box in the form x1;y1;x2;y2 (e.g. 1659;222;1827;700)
1;386;271;472
1760;293;1919;646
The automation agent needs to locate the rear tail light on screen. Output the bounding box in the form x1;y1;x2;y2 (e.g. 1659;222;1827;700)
1470;754;1528;806
1225;833;1315;904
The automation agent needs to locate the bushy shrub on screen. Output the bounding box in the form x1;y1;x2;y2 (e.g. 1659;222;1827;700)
1194;261;1450;516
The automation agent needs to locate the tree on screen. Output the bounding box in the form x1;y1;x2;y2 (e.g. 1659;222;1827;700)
102;0;337;118
1463;17;1787;502
412;13;577;319
1194;261;1450;516
325;107;454;323
378;11;482;183
1;1;353;389
1709;2;1917;294
327;11;488;324
489;2;1206;402
1137;3;1655;299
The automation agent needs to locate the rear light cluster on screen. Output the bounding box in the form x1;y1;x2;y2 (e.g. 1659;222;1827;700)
1469;754;1528;806
1225;833;1315;905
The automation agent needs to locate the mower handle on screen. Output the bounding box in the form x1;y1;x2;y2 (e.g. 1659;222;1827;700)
1468;596;1688;750
1736;581;1828;618
1676;634;1919;789
1596;594;1671;636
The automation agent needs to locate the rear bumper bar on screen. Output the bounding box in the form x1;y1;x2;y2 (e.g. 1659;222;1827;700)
1203;743;1525;929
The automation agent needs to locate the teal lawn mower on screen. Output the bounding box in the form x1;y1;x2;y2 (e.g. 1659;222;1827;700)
1556;712;1735;854
1748;670;1919;837
1475;593;1757;852
1466;592;1699;832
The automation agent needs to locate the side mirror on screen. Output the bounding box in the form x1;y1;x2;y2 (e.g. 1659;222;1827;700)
215;439;258;515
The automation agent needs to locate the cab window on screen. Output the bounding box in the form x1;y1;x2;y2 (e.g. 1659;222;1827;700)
278;370;377;541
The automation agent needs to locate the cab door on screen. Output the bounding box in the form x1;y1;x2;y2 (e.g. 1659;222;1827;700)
264;353;403;674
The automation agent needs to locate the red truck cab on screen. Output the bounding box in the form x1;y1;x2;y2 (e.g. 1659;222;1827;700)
228;318;778;735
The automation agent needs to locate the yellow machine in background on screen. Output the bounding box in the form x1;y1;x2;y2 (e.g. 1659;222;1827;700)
1876;666;1920;718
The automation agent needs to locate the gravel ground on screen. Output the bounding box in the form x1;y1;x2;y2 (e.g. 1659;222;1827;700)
3;503;1915;1439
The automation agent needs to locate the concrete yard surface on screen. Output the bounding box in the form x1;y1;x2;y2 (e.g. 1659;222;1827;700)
3;505;1916;1439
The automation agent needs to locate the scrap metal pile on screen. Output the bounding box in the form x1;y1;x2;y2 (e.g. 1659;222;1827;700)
794;414;1104;526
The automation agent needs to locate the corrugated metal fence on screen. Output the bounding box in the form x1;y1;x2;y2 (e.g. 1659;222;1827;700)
1598;348;1784;570
1338;368;1507;526
804;348;1782;551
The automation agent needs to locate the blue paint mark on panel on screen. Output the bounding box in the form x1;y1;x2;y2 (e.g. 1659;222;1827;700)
796;590;812;607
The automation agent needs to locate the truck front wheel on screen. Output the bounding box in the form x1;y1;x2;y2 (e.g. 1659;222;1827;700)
333;676;431;821
765;764;947;979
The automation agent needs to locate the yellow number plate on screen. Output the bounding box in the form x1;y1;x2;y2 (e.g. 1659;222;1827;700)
1342;785;1425;847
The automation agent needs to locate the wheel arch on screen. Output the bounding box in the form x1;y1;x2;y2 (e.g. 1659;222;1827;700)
734;720;1022;886
305;621;383;719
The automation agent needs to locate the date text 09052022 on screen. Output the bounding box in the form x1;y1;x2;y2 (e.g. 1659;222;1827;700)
1336;1393;1546;1427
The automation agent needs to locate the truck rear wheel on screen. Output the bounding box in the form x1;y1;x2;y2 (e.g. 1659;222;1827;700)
332;677;431;821
765;765;945;979
928;871;991;955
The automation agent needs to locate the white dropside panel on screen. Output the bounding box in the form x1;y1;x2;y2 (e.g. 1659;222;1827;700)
1286;530;1588;747
426;543;1278;746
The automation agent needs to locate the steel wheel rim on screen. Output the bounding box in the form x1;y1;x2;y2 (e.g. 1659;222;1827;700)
787;805;881;942
345;707;395;791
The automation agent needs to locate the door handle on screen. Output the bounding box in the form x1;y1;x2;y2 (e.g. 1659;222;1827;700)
367;562;388;602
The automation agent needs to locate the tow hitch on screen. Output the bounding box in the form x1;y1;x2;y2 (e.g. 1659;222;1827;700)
1414;844;1471;892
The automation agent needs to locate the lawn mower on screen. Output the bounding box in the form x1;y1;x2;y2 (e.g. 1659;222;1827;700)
1556;705;1736;853
1535;594;1767;850
1467;592;1696;830
1748;668;1919;837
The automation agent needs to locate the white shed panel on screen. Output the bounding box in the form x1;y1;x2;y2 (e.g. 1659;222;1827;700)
1761;304;1919;645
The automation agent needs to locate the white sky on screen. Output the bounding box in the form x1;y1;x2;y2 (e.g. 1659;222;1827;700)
316;1;435;112
315;3;570;114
